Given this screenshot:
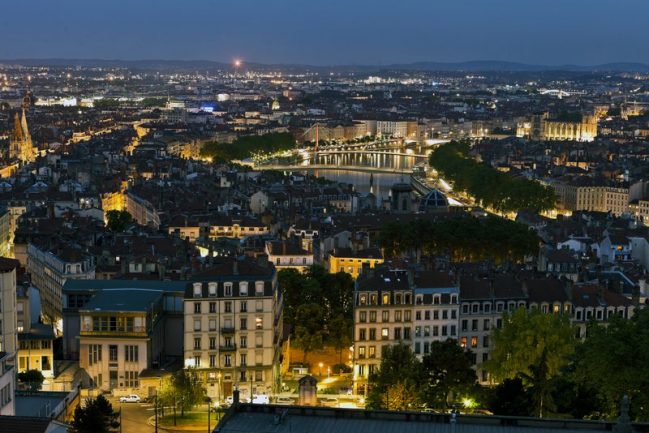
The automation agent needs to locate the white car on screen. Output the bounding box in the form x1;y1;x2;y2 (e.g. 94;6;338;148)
119;394;141;403
251;394;269;404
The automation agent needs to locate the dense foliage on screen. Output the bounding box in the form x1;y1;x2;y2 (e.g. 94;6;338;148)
69;395;119;433
158;370;206;417
17;369;45;392
199;132;295;162
366;343;477;411
379;216;540;264
278;266;354;363
106;209;133;232
429;141;556;213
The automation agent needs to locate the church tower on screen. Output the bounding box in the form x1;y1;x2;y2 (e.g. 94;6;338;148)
9;110;36;164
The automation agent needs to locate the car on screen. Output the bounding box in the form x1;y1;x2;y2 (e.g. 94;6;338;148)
319;397;339;407
275;396;295;405
251;394;269;404
119;394;141;403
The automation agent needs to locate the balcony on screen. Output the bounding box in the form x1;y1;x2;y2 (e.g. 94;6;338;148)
80;325;147;337
221;327;235;334
219;344;237;352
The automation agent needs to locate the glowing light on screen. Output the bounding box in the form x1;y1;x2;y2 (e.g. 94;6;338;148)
462;398;476;409
234;59;242;68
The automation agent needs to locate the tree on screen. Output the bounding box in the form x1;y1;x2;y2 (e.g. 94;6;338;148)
366;344;422;411
293;303;326;363
105;210;133;232
172;369;205;416
488;378;532;416
419;340;477;409
487;308;575;417
327;314;353;364
575;308;649;421
69;395;119;433
17;369;45;392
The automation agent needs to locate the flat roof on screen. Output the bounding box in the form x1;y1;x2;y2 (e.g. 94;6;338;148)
63;279;187;293
80;289;163;312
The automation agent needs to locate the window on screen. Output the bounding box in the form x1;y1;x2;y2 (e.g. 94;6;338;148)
369;328;376;340
451;310;457;319
414;342;421;354
359;295;367;306
89;344;102;365
255;317;263;329
194;302;201;313
483;319;490;331
415;326;421;337
483;336;489;348
404;311;411;321
395;311;402;322
194;319;201;331
208;282;217;297
194;338;201;350
461;320;468;332
209;337;216;350
450;325;456;336
209;319;217;331
484;303;491;313
381;328;389;340
240;354;247;366
462;304;469;314
441;326;447;336
472;304;479;313
256;300;263;312
394;328;401;340
240;301;247;312
255;370;263;382
359;311;367;323
125;345;138;362
240;282;248;296
209;302;217;313
108;345;118;362
240;336;247;348
460;337;467;348
404;327;411;340
368;346;376;358
193;283;201;297
209;355;216;367
382;294;389;305
369;311;377;322
225;283;232;297
255;282;264;295
415;311;421;320
358;347;366;359
240;318;248;330
125;371;139;388
382;311;389;322
224;355;231;367
442;310;448;320
471;336;478;348
359;329;366;340
472;319;478;331
424;326;430;337
224;302;232;313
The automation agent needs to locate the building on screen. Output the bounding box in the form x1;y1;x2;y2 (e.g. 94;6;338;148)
0;352;15;415
78;289;165;394
28;243;96;329
352;266;413;395
0;209;11;259
458;275;527;383
9;110;36;164
17;324;55;381
554;181;629;216
125;192;161;229
264;240;313;272
517;112;597;142
184;257;283;401
412;271;459;358
328;248;383;279
0;258;20;355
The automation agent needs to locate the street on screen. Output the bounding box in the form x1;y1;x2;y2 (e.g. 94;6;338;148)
107;397;193;433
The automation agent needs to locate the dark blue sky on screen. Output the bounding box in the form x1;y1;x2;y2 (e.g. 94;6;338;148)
2;0;648;66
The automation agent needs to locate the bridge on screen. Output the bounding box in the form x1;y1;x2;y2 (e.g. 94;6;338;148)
254;164;413;175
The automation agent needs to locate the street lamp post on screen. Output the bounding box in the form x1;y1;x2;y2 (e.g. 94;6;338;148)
318;362;323;376
206;397;212;433
154;396;158;433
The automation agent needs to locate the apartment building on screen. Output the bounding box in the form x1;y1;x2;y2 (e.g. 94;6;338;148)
28;243;95;328
0;258;19;355
0;352;14;415
554;180;629;216
265;240;313;272
352;267;413;395
183;257;283;401
17;323;55;380
78;289;165;394
413;271;459;358
328;248;383;280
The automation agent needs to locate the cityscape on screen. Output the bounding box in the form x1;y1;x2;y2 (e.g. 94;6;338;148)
1;1;649;433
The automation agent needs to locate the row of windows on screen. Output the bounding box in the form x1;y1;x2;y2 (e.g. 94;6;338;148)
415;309;457;321
357;327;411;342
88;344;139;365
358;310;412;323
414;325;456;338
193;316;264;331
459;335;489;349
358;293;412;306
19;340;52;350
192;353;265;369
192;335;265;350
193;300;266;314
192;281;266;297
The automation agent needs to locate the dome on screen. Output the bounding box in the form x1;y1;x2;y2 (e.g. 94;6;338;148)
418;188;449;212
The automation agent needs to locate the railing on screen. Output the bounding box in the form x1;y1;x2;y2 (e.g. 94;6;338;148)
219;345;237;352
221;327;235;333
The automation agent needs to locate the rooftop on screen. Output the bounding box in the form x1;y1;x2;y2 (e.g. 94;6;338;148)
80;288;163;312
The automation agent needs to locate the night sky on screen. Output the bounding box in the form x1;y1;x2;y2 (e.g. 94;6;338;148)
2;0;648;66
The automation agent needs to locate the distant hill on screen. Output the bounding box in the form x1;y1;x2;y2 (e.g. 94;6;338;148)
1;58;649;73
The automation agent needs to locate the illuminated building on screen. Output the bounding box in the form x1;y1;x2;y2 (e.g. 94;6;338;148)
184;257;283;401
328;248;383;280
517;112;597;142
9;110;36;164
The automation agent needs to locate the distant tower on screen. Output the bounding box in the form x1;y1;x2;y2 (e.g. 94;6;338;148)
9;110;36;164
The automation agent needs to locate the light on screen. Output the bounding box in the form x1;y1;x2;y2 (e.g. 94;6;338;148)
462;398;476;409
234;59;242;68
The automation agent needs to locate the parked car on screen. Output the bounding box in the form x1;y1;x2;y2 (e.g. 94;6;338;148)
275;396;295;405
251;394;269;404
119;394;141;403
319;397;339;407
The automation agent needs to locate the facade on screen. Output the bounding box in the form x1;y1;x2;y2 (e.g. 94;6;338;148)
0;258;19;355
0;210;11;259
413;271;459;358
328;248;383;279
352;267;413;395
17;324;55;380
517;112;597;142
183;257;283;401
0;352;15;416
78;289;165;394
125;192;161;229
27;244;95;328
265;241;313;272
554;183;629;216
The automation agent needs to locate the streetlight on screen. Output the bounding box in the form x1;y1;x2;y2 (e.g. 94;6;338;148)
318;362;324;376
205;396;212;433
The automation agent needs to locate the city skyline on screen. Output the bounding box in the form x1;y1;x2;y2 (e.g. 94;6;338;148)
2;0;649;66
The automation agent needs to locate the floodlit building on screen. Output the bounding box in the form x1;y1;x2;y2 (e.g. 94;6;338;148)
183;257;283;401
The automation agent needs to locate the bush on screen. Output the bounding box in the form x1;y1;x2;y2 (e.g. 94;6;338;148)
332;363;352;374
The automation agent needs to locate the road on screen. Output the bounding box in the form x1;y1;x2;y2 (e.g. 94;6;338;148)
108;397;192;433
